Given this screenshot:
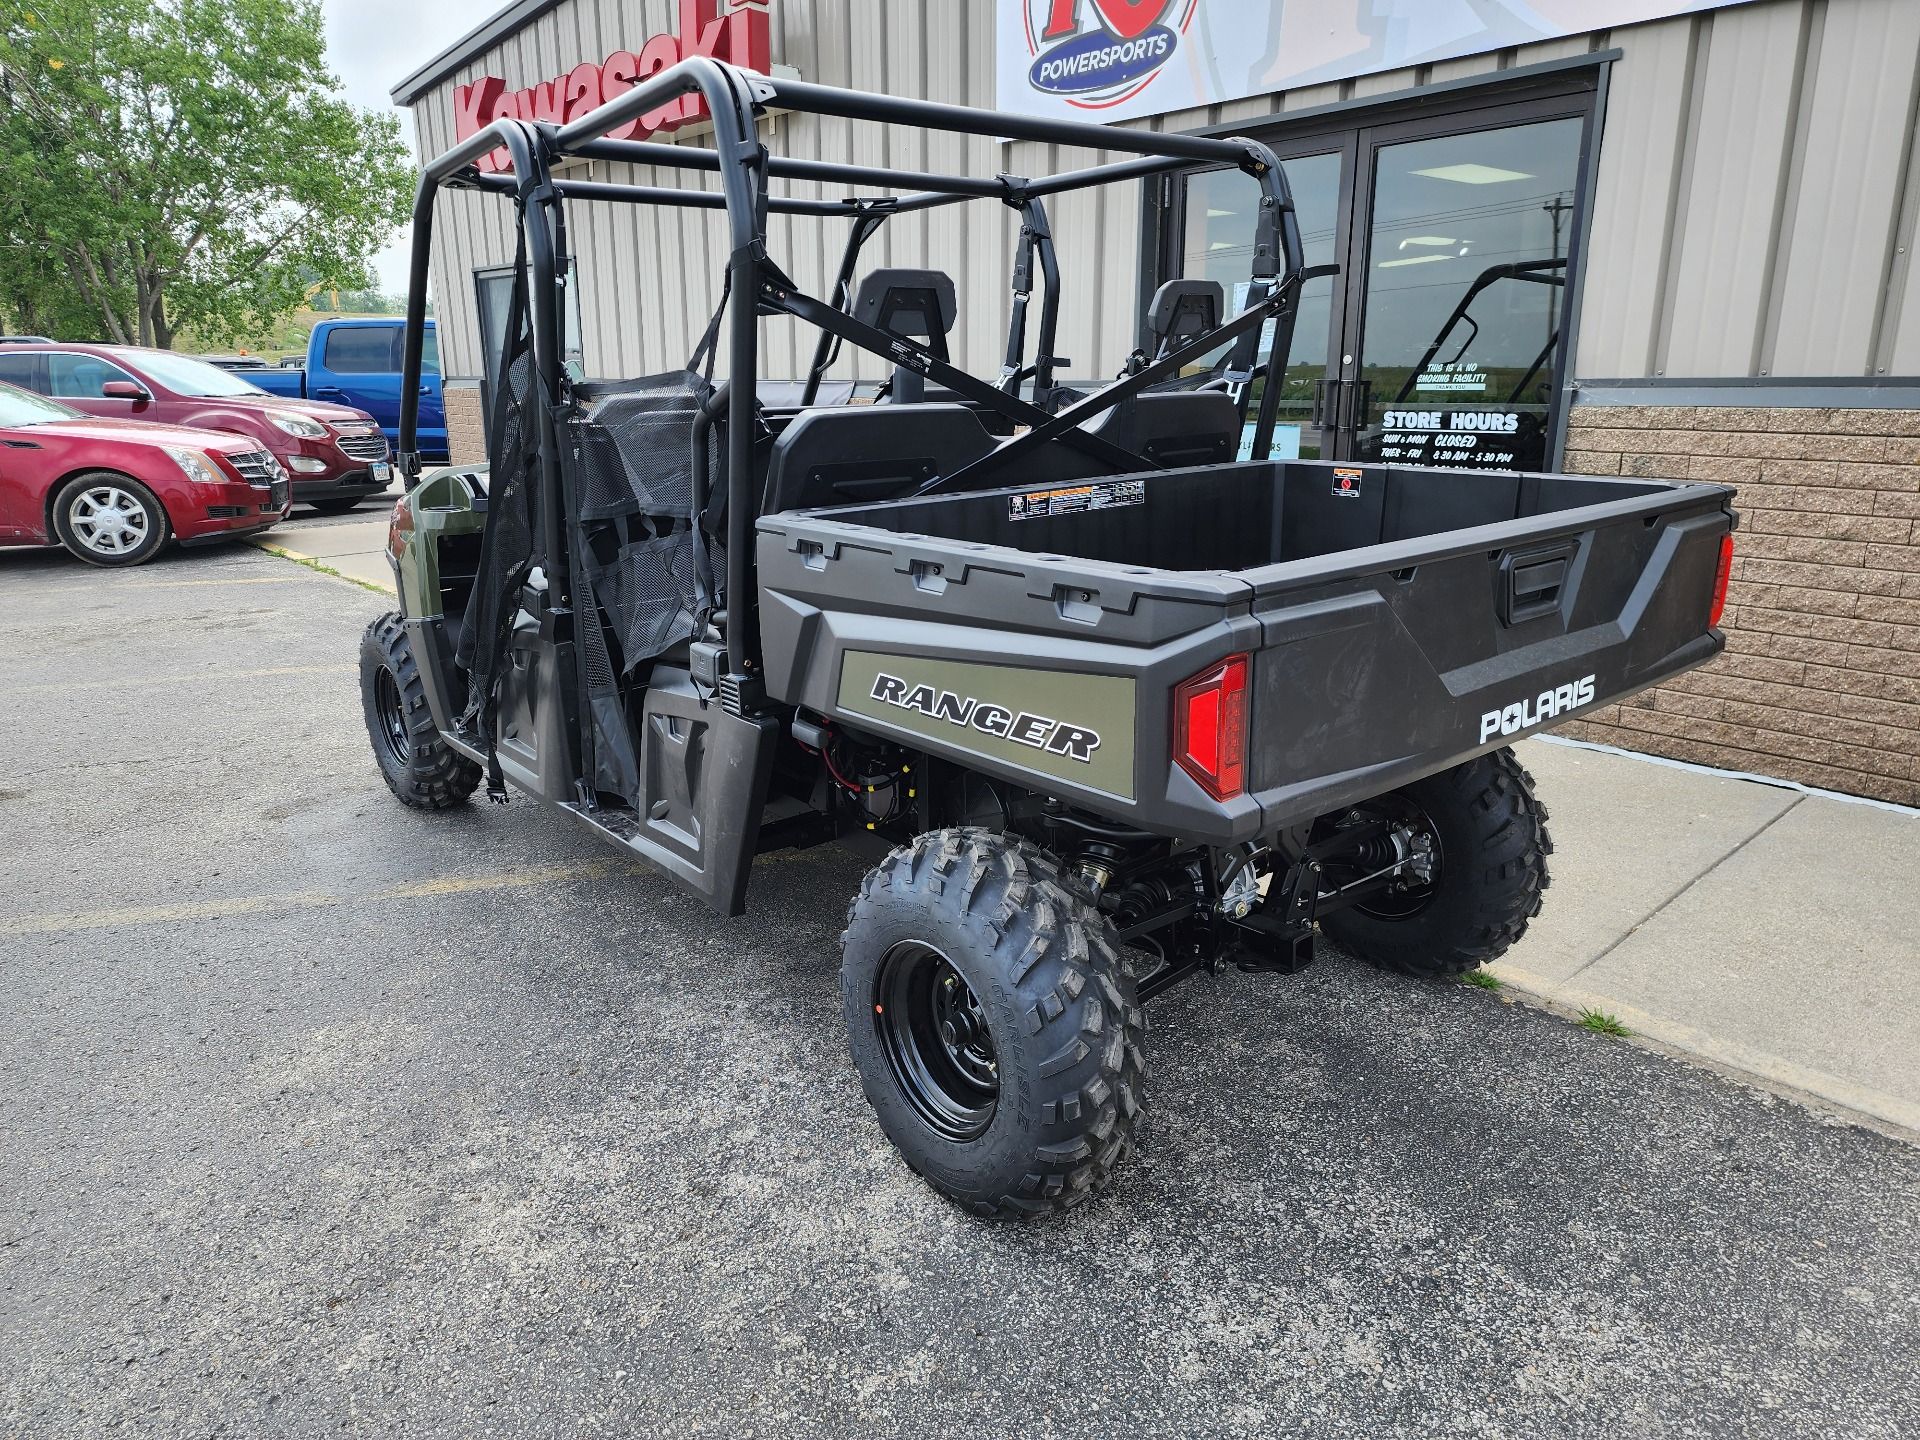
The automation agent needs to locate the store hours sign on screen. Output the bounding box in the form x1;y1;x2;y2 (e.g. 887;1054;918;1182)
1377;407;1540;472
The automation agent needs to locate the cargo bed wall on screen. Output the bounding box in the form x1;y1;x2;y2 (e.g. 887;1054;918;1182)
799;460;1676;574
758;460;1734;843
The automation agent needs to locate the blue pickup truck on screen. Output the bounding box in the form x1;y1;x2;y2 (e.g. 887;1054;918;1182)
241;318;448;463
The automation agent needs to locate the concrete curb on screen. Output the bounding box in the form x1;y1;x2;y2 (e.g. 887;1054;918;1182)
248;535;396;596
1493;963;1920;1144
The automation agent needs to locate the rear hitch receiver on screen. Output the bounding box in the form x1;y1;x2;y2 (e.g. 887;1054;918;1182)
1231;858;1319;974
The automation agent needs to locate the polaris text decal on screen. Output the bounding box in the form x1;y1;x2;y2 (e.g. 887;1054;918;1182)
1479;675;1596;744
870;673;1101;763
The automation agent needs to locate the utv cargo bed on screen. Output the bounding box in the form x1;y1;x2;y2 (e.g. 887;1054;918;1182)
759;457;1734;841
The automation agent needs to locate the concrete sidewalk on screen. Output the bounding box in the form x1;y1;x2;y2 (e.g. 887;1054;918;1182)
249;520;1919;1135
250;513;395;594
1501;737;1920;1135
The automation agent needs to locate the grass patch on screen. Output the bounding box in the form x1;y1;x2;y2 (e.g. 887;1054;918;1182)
256;544;389;596
1577;1007;1631;1037
1459;969;1502;991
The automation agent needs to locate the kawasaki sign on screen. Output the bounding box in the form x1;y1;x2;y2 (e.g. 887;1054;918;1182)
454;0;770;173
998;0;1762;126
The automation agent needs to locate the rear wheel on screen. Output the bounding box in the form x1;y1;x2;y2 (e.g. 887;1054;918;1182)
52;472;170;567
308;498;363;515
1314;747;1552;978
359;612;481;809
841;828;1144;1218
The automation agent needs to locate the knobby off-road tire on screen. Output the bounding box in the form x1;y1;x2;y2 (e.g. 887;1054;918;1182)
1316;747;1552;979
841;828;1146;1219
359;612;482;809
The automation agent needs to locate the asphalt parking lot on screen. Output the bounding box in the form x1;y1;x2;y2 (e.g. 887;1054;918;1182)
4;530;1919;1439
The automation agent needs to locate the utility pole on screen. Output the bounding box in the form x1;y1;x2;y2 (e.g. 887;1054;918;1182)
1542;193;1572;345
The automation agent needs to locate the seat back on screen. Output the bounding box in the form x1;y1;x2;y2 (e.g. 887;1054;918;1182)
1080;390;1240;469
762;390;1242;514
852;267;957;403
1145;279;1224;359
762;402;996;513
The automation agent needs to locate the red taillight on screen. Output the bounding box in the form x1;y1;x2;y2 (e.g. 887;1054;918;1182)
386;494;414;561
1174;653;1250;801
1709;532;1734;629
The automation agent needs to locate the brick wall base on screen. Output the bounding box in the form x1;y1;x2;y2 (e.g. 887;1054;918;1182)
1562;404;1920;807
442;382;487;467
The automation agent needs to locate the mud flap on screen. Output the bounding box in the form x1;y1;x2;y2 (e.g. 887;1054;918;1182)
565;665;777;917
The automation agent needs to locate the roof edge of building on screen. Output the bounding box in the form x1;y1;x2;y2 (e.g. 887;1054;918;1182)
388;0;566;107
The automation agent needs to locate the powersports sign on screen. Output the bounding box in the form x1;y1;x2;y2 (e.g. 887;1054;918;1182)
997;0;1761;126
1013;0;1201;114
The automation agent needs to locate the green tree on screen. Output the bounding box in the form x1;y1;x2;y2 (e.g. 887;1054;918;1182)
0;0;414;347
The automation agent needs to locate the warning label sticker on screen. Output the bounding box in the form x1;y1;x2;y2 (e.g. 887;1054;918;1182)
1008;478;1146;522
1332;467;1363;499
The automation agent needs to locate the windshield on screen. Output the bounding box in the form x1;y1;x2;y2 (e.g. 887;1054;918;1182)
134;350;268;397
0;381;80;426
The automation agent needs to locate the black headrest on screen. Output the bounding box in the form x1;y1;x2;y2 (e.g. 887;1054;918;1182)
1146;279;1224;354
852;268;957;340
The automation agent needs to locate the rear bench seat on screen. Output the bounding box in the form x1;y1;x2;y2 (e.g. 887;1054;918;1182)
761;390;1240;514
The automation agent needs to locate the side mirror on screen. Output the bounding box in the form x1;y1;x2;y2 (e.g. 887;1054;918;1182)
101;380;150;401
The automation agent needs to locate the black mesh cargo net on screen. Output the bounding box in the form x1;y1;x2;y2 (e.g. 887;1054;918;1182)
461;232;727;808
565;371;722;673
457;240;538;800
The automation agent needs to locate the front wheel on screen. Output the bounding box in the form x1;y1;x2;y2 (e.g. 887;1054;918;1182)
359;612;481;809
841;828;1145;1219
1314;747;1552;978
52;472;170;567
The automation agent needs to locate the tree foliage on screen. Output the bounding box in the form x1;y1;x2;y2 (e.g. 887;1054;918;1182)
0;0;414;347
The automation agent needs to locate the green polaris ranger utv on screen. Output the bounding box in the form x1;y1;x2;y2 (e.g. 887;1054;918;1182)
361;59;1736;1217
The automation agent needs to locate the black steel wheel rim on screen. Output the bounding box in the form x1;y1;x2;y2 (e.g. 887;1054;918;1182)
375;667;411;765
873;940;998;1142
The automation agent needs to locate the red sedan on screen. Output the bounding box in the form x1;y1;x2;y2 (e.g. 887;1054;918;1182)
0;382;289;566
0;343;392;514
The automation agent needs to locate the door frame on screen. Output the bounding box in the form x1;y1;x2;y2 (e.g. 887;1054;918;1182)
1141;52;1611;470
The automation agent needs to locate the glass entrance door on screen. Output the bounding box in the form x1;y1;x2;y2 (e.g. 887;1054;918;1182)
1165;92;1592;471
1350;116;1584;472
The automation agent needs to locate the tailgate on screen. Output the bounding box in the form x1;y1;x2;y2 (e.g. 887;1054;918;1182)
1241;470;1734;828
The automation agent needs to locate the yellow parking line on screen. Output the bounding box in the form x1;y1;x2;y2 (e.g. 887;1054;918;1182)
0;858;648;939
12;664;354;696
383;858;643;899
32;576;304;590
127;575;303;587
1;890;340;939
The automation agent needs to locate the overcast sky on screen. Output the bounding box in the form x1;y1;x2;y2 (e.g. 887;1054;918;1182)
320;0;479;295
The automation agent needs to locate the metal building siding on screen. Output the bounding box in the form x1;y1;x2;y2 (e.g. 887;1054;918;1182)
409;0;1920;387
1573;16;1697;381
1653;0;1809;377
1578;0;1920;379
1768;0;1920;375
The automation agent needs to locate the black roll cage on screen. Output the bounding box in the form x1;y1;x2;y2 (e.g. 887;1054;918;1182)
398;58;1310;683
